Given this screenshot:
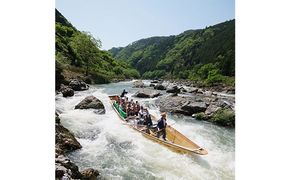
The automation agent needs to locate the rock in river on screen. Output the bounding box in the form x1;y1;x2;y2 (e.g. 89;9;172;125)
134;89;161;98
81;168;100;180
69;79;89;91
154;84;166;90
55;123;82;155
75;95;105;114
60;84;74;97
55;155;82;179
181;102;207;115
133;80;145;88
166;86;180;94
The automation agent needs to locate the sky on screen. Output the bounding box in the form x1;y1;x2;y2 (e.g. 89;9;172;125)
56;0;235;50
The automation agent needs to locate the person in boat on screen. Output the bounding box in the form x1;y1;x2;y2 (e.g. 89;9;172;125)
120;89;128;98
156;112;167;140
138;106;146;119
143;108;153;127
133;104;139;116
125;97;129;105
116;96;121;105
135;101;140;112
120;98;126;111
129;103;135;116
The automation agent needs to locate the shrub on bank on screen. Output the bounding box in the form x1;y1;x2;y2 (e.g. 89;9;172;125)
211;108;235;127
195;108;235;128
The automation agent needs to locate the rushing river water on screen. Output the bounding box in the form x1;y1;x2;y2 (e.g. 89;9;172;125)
56;80;235;180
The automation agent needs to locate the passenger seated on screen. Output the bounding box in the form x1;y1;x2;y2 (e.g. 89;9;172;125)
133;104;139;116
135;101;140;112
138;106;146;119
143;108;153;127
129;105;135;116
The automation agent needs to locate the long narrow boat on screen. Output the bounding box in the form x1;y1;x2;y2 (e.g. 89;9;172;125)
109;95;208;155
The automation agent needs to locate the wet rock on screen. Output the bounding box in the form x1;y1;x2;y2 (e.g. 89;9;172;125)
75;96;105;114
180;87;187;93
55;112;60;124
60;84;74;97
134;89;161;98
55;123;82;153
69;79;89;91
151;80;159;83
181;102;207;115
187;87;198;93
133;80;145;88
204;90;213;97
154;84;166;90
166;86;180;94
197;88;204;94
149;83;156;87
81;168;100;180
205;104;221;115
55;155;82;179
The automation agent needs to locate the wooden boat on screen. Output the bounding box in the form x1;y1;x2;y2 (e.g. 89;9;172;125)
109;95;208;155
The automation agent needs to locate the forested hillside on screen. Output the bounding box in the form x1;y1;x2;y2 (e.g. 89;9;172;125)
109;20;235;86
55;9;139;88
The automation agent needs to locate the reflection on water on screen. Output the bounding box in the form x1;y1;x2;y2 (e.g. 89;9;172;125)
56;80;235;179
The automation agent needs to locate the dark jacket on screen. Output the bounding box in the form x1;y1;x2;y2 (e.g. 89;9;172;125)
157;117;167;129
144;115;153;126
120;90;128;97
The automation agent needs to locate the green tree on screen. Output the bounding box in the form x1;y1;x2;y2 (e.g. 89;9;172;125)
70;32;102;76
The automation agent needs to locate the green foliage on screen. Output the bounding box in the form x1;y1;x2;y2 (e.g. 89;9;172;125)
55;9;140;83
142;70;166;79
211;108;235;127
110;20;235;85
123;68;140;79
195;112;209;121
69;32;101;75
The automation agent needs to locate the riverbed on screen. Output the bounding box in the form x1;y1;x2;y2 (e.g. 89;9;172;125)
56;80;235;179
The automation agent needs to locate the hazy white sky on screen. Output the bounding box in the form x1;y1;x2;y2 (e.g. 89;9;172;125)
56;0;234;50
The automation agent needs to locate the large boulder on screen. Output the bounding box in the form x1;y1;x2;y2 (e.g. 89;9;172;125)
181;102;207;115
55;155;82;179
60;84;74;97
133;80;145;88
134;89;161;98
81;168;100;180
166;86;180;94
69;79;89;91
55;123;82;154
154;84;166;90
75;96;105;114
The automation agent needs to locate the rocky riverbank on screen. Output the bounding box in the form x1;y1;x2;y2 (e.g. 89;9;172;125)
55;95;106;179
134;80;235;128
55;113;100;179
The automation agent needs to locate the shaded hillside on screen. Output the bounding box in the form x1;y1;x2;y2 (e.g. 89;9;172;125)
109;20;235;86
55;9;139;89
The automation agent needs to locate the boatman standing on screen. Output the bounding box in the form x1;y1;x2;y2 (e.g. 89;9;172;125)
157;112;167;140
120;89;128;98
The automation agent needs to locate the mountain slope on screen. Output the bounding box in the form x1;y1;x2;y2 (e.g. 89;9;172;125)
109;20;235;85
55;9;140;88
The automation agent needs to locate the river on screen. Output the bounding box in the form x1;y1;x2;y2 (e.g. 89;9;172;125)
55;80;235;179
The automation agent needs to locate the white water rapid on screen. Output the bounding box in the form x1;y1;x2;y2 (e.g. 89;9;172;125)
56;80;235;179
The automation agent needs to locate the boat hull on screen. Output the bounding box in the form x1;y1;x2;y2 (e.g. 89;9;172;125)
109;95;208;155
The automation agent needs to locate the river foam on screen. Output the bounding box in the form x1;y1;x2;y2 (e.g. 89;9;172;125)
56;81;235;179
